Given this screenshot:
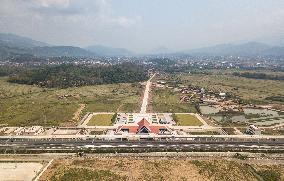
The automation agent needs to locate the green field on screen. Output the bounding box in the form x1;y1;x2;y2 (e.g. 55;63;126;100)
178;72;284;104
0;77;141;126
152;88;197;113
87;114;114;126
174;114;203;126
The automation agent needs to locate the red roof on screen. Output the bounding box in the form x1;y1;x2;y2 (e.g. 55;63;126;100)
117;118;167;134
137;118;151;132
120;126;138;133
149;125;166;134
137;118;150;127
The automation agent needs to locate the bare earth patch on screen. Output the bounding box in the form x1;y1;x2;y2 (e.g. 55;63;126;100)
0;162;43;181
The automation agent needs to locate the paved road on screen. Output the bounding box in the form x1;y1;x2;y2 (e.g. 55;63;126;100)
140;74;155;113
1;136;283;153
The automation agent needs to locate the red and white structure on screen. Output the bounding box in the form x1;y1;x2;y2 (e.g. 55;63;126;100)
115;118;171;135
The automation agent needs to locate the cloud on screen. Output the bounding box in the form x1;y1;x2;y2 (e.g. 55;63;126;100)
38;0;71;7
0;0;139;27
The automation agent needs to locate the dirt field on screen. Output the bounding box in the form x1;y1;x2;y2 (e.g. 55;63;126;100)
40;157;284;181
0;162;43;181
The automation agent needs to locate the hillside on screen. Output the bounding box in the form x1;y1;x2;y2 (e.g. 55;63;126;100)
30;46;95;57
0;33;95;58
0;33;49;48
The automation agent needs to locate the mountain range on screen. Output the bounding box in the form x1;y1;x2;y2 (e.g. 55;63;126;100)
0;33;49;48
182;42;284;57
0;33;95;58
0;33;284;58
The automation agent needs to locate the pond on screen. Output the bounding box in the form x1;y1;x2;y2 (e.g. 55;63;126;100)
253;118;284;126
209;108;284;126
200;105;220;114
243;108;280;117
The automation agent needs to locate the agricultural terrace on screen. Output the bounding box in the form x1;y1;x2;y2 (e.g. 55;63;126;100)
174;114;203;126
87;114;114;126
0;77;142;126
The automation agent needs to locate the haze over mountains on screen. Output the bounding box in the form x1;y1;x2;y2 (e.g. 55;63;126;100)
148;46;175;55
85;45;133;56
0;33;95;58
0;33;49;48
0;33;284;58
184;42;284;57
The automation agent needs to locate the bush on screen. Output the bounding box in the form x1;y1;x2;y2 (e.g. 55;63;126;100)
257;169;281;181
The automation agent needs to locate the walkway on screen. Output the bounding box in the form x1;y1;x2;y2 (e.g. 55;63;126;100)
140;74;155;113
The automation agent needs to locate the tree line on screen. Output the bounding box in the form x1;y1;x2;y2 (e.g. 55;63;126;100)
8;63;148;88
232;72;284;81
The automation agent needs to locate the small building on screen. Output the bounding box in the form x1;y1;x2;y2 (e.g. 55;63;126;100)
245;125;261;135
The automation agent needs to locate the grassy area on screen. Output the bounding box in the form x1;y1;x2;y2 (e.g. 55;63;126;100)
174;114;203;126
42;158;284;181
178;72;284;104
0;77;141;126
89;130;107;135
257;169;281;181
262;128;284;135
191;160;284;181
152;88;197;113
87;114;114;126
50;168;126;181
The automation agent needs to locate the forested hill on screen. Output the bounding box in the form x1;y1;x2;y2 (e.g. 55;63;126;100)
8;63;148;88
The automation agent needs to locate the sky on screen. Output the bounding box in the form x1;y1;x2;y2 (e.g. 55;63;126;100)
1;0;284;53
